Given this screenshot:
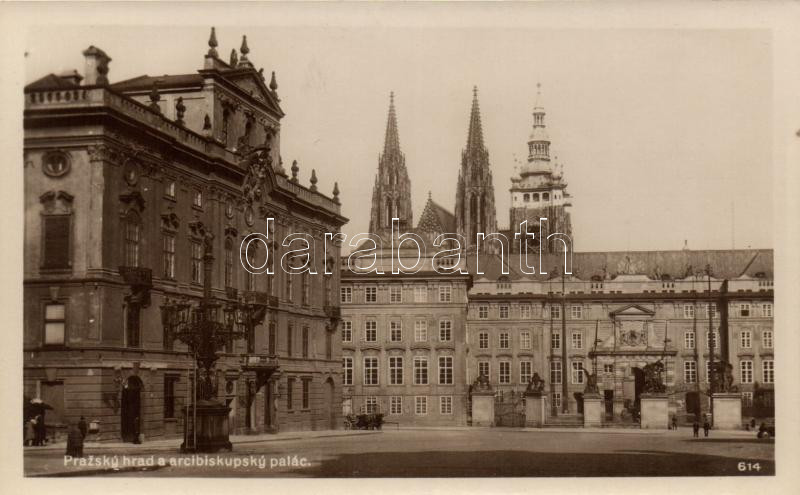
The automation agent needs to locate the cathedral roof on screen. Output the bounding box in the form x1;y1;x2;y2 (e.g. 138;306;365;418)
417;194;456;234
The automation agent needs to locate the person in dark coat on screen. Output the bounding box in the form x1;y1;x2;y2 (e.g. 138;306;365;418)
34;414;47;446
703;417;711;437
671;415;677;430
692;420;700;437
78;416;88;439
66;423;84;457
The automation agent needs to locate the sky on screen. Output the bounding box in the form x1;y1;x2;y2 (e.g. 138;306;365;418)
24;25;773;252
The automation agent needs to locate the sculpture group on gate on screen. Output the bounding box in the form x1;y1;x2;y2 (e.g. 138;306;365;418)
525;372;546;395
709;361;738;393
641;360;666;394
473;371;493;393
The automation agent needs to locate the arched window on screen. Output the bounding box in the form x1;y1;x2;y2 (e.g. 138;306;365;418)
222;108;230;147
543;192;550;201
246;243;257;292
523;193;530;202
532;193;539;202
124;211;141;267
385;196;393;227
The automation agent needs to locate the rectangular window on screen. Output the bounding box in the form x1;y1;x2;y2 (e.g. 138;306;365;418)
389;356;403;385
287;323;293;356
742;392;753;407
684;304;695;319
390;396;402;415
499;332;510;349
191;241;203;284
552;392;562;409
342;357;353;385
439;285;452;303
193;190;203;208
414;285;427;303
163;234;175;279
302;326;309;357
550;306;560;319
269;322;277;355
286;379;294;410
224;241;233;288
684;361;697;383
520;332;531;350
478;361;490;380
520;361;533;384
740;330;751;349
684;331;695;350
285;273;294;302
762;360;774;383
340;287;352;303
571;361;585;384
478;332;488;349
439;320;452;342
365;320;377;342
520;304;532;319
707;331;719;349
707;303;717;319
302;273;310;305
740;360;753;384
550;361;562;385
571;332;583;349
124;218;140;267
42;216;71;269
706;361;711;383
302;378;310;409
414;320;427;342
414;357;428;385
740;304;750;317
571;305;582;319
763;330;773;349
762;303;773;317
363;357;379;385
390;285;402;303
164;376;178;419
390;321;403;342
415;396;427;415
439;356;453;385
44;303;66;345
498;361;511;384
365;286;377;303
440;396;453;415
365;396;378;414
499;304;509;319
478;305;488;319
551;332;561;350
341;321;352;343
125;304;140;348
603;364;614;374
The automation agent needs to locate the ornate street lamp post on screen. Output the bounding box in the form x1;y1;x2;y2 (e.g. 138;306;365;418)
161;234;263;452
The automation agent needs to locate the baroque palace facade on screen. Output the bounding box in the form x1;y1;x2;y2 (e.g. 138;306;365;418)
23;29;347;442
340;86;774;426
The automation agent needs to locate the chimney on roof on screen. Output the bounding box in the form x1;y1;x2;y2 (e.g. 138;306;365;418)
82;46;111;86
57;70;83;86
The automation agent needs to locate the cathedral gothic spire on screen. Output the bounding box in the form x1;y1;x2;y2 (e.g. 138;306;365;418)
368;92;414;236
455;86;498;252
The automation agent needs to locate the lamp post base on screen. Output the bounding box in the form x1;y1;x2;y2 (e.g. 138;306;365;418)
181;400;233;453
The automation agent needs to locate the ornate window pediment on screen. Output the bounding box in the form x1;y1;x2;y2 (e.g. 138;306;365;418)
119;190;145;212
160;212;180;231
40;190;74;214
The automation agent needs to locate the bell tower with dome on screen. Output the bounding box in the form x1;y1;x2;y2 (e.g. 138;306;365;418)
509;84;573;253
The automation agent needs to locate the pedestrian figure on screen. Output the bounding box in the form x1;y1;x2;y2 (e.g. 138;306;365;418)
703;418;710;437
671;415;677;430
692;420;700;437
24;419;35;446
66;423;84;458
34;414;47;446
750;418;756;430
133;415;141;444
78;416;88;439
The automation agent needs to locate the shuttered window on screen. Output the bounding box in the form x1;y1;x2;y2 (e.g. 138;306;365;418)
42;216;70;269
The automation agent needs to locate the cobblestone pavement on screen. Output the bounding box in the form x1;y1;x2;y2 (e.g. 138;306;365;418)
24;427;774;477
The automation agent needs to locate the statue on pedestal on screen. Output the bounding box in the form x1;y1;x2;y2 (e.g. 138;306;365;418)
583;372;600;395
525;372;546;395
709;361;737;393
472;371;493;393
642;360;666;394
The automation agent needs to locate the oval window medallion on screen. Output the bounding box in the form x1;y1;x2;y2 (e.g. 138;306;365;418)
245;206;255;226
42;151;70;177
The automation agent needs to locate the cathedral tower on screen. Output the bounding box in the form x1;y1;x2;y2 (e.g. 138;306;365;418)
455;87;498;251
368;92;413;236
509;84;573;253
